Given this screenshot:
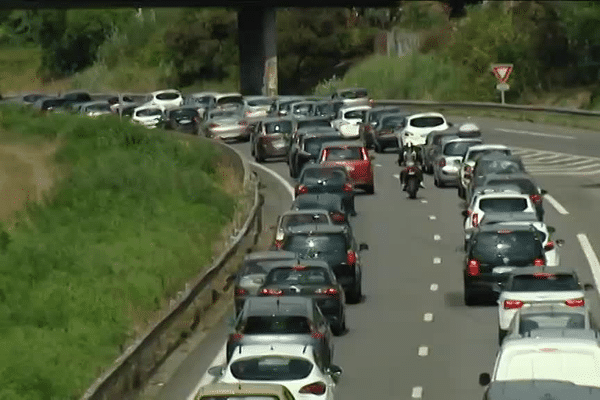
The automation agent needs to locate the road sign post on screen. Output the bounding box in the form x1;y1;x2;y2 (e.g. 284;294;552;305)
491;63;513;105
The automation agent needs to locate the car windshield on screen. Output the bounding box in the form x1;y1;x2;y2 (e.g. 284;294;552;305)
340;90;367;99
344;110;366;120
479;198;528;212
265;121;292;134
468;149;511;162
300;169;346;185
283;234;346;259
171;109;198;119
410;117;444;128
444;141;481;156
472;231;542;266
381;116;406;129
217;96;243;105
519;313;586;334
509;274;580;292
486;179;537;194
281;213;328;228
324;147;362;161
230;356;313;381
239;316;312;334
265;267;332;286
156;92;180;100
136;108;162;117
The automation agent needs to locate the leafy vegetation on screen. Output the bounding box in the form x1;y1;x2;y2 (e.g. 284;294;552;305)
0;106;236;399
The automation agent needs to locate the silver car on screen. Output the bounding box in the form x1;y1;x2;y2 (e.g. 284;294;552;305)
433;138;482;187
201;108;250;141
273;208;352;249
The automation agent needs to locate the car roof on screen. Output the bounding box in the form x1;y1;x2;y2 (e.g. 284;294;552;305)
482;172;537;182
336;87;367;93
475;153;522;162
500;336;600;349
168;105;199;112
443;137;483;145
477;191;530;200
243;250;297;261
244;296;314;316
340;105;371;112
215;92;243;98
152;89;181;95
468;144;511;151
194;382;288;398
296;116;331;123
134;104;165;111
285;224;348;235
486;380;600;400
268;258;331;270
303;133;342;141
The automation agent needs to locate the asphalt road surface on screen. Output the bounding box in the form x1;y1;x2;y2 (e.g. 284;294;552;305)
149;114;600;400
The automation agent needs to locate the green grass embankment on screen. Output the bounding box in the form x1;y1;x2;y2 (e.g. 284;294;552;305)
0;106;237;400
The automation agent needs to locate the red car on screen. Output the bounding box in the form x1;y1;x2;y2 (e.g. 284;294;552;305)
318;141;375;194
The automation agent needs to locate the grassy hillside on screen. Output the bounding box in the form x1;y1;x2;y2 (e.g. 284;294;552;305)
0;106;238;399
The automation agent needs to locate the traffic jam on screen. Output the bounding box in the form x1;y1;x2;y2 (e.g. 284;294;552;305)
25;88;600;398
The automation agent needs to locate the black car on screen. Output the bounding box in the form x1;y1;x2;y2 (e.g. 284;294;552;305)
233;251;297;315
273;208;352;249
280;224;368;303
258;261;346;335
226;296;334;366
464;224;547;305
163;106;201;134
481;380;600;400
288;129;342;178
294;164;356;216
294;116;332;133
359;106;403;148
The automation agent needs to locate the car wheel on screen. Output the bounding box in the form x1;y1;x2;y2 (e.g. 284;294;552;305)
458;185;466;199
434;176;440;187
498;327;507;345
255;150;265;163
365;184;375;195
374;141;383;153
464;285;477;306
331;319;344;336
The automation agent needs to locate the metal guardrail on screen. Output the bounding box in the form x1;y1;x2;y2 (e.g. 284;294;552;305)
79;144;262;399
374;99;600;117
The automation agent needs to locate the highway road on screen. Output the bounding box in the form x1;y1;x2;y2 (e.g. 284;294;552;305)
145;114;600;400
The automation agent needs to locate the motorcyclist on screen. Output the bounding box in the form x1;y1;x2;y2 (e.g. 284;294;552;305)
400;150;425;191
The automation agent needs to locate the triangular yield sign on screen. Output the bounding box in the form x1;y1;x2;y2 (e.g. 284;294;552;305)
492;65;513;83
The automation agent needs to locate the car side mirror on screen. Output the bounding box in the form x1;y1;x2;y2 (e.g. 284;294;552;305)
541;189;548;195
547;226;556;234
461;210;469;217
556;239;565;247
359;243;369;251
544;242;554;251
208;366;225;377
479;372;491;386
584;283;595;291
327;365;343;382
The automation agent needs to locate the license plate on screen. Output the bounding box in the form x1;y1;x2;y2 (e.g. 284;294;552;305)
493;267;516;274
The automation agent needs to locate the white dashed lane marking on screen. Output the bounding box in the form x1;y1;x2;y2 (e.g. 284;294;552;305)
430;284;438;291
420;199;428;204
429;215;437;220
434;234;441;241
418;346;429;357
433;257;441;264
423;313;433;322
412;386;423;399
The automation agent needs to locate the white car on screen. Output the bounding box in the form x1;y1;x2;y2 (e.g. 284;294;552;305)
184;92;219;116
244;96;274;120
131;104;166;128
479;337;600;388
497;268;588;341
147;89;183;109
208;344;342;400
397;112;449;149
330;105;371;139
458;144;512;199
215;92;244;110
464;191;537;241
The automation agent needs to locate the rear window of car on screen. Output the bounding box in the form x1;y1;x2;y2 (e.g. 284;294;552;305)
284;234;347;257
170;109;198;119
297;120;331;130
481;160;524;174
265;121;293;134
304;137;338;155
301;168;346;184
217;95;243;105
266;267;332;286
472;231;543;266
136;108;162;117
444;141;481;156
479;198;528;212
156;92;181;100
247;98;273;106
381;116;406;129
486;179;536;194
509;274;580;292
240;316;312;334
198;396;279;400
281;213;328;228
324;147;362;161
340;90;367;99
230;356;313;380
519;313;586;334
410;117;444;128
344;110;366;120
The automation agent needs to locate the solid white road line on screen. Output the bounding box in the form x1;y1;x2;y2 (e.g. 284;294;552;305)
412;386;423;399
430;284;439;291
423;313;434;322
497;127;576;140
187;343;228;400
544;194;569;215
418;346;429;357
433;257;441;264
577;234;600;291
250;161;294;198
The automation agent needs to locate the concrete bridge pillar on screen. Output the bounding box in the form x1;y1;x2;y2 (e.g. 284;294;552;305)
237;7;278;96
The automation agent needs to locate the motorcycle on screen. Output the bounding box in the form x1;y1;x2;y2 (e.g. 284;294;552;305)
404;165;422;199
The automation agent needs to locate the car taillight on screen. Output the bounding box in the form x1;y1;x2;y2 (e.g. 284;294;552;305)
274;239;283;249
565;298;585;307
472;213;479;227
544;241;555;251
503;300;524;309
231;333;244;341
530;194;542;205
234;287;247;296
295;185;308;196
439;158;446;167
299;382;327;395
343;183;353;192
315;287;339;296
260;288;283;296
533;258;545;266
347;250;357;265
331;212;346;223
467;259;480;276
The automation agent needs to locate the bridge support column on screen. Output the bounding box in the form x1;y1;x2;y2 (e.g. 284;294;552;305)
237;7;277;96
